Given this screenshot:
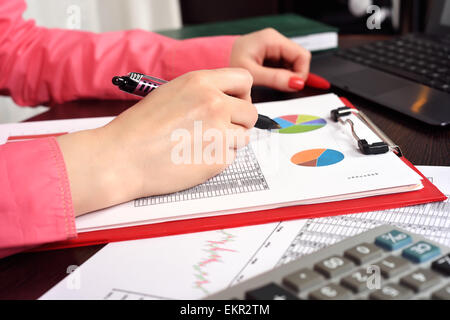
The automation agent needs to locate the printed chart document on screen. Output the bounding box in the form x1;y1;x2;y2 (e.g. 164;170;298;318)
0;94;423;234
39;166;449;300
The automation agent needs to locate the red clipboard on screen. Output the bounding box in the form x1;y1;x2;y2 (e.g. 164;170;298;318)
32;97;447;251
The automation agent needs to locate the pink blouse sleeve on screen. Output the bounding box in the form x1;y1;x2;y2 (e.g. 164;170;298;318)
0;0;238;106
0;138;76;258
0;0;238;258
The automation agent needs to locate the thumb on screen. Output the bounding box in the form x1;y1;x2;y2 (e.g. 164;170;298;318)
251;64;306;92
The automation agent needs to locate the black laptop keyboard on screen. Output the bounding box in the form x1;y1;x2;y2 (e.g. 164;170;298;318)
336;34;450;93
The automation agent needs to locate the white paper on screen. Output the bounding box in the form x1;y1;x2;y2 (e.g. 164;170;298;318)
39;166;448;300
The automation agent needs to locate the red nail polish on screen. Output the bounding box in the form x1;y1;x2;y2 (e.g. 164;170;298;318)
306;73;331;90
288;76;305;90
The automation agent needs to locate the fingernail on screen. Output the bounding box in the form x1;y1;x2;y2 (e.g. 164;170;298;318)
288;76;305;90
306;73;331;90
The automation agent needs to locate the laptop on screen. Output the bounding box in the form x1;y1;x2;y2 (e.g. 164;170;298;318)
311;0;450;126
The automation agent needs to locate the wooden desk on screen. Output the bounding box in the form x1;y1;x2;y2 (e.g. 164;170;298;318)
0;35;448;300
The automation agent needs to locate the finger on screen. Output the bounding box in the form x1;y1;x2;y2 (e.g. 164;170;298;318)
250;63;304;92
226;124;251;150
224;148;236;165
225;95;258;129
275;36;312;79
203;68;253;102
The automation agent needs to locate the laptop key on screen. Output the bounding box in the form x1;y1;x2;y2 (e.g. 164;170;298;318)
245;283;299;300
426;80;446;89
439;83;450;92
427;72;441;79
416;60;426;66
400;269;441;292
417;68;429;75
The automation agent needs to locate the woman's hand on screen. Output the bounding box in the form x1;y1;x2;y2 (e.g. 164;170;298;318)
230;28;312;92
57;68;257;216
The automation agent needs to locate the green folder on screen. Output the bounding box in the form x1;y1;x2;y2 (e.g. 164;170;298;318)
156;14;338;52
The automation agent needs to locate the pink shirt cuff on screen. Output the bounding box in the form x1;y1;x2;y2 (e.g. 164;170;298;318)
0;137;76;258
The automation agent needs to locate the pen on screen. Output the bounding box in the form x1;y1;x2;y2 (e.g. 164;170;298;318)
112;72;281;130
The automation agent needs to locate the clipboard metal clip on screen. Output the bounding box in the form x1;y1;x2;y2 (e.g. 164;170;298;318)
331;107;403;157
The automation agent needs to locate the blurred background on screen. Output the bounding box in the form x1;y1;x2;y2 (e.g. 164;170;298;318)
0;0;433;123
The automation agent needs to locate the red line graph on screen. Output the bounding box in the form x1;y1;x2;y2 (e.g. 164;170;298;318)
193;230;237;294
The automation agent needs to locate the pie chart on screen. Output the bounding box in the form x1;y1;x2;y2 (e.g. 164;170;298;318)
273;114;326;134
291;148;344;167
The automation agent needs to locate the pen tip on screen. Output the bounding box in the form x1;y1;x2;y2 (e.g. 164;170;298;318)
270;119;281;129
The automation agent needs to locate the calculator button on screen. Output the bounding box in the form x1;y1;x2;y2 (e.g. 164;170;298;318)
370;283;414;300
344;242;383;265
245;283;299;300
308;283;352;300
402;241;441;263
282;268;325;293
431;254;450;276
374;255;411;278
375;229;412;251
399;269;441;292
340;268;381;293
431;285;450;300
314;256;354;278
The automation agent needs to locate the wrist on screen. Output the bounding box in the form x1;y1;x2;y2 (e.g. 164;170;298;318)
56;125;139;216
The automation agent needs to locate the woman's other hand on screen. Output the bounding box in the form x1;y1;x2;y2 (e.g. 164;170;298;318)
230;28;312;92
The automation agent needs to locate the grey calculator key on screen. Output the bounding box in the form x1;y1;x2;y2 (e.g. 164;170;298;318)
308;283;352;300
245;283;299;300
400;269;441;292
282;268;325;293
431;285;450;300
314;256;354;278
370;283;414;300
374;255;411;278
344;242;383;265
341;268;381;293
